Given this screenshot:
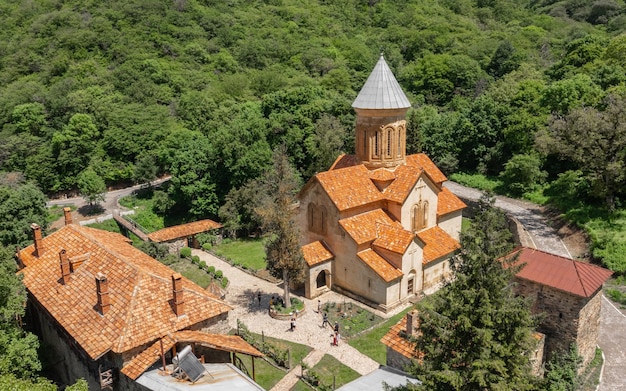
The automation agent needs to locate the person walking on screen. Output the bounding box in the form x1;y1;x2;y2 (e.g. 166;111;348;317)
290;317;296;332
322;312;329;328
257;291;262;307
334;321;339;334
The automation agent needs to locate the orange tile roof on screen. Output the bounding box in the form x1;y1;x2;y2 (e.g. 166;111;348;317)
357;249;403;282
302;240;334;267
380;316;421;360
416;226;460;265
339;209;398;245
369;168;397;182
329;154;360;170
148;219;222;243
315;165;385;212
373;224;415;254
437;187;466;216
383;165;422;204
121;331;263;380
507;247;613;298
18;225;232;360
406;153;447;184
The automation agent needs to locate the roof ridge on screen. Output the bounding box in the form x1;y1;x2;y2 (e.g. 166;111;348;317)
572;261;588;297
114;272;144;354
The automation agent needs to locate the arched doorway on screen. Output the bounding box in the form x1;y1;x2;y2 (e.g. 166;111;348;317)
315;270;328;289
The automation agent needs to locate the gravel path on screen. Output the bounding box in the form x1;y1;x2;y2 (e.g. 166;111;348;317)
191;249;385;390
444;181;625;391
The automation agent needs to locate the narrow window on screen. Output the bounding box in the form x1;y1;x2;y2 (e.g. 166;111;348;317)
363;130;367;156
374;131;380;158
397;127;402;157
386;129;392;157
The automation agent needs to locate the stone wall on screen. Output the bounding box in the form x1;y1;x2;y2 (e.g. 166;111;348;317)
386;346;413;372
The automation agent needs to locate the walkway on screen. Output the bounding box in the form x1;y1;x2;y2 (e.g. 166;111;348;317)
191;249;384;390
444;181;626;391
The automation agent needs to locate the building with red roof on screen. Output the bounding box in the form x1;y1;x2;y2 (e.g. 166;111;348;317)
296;56;465;312
506;247;612;370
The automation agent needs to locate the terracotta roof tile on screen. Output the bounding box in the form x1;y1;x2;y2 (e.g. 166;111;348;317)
416;226;460;265
437;187;466;216
148;220;222;243
369;168;397;182
18;225;231;360
373;224;415;254
316;165;385;212
507;247;613;298
121;331;262;380
329;154;360;170
302;240;334;267
380;316;421;360
383;165;422;204
339;209;398;245
406;154;447;184
357;249;403;282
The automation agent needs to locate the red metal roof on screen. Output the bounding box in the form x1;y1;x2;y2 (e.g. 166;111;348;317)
507;247;613;298
148;219;222;243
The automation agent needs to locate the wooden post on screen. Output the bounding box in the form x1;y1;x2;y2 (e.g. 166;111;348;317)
160;339;167;372
288;348;291;369
252;357;256;381
262;330;264;343
333;375;336;390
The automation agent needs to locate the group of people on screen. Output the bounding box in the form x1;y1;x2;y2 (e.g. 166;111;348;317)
321;311;341;346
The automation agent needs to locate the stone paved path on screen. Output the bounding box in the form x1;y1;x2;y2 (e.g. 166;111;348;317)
444;181;625;391
191;249;389;390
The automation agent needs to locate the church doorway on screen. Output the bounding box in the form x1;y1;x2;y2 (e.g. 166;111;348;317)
315;270;328;289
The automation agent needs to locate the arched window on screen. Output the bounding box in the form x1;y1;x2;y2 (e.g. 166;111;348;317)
307;203;316;231
386;129;393;157
412;200;429;232
374;131;381;158
363;130;367;155
308;203;326;234
319;205;327;234
397;126;402;157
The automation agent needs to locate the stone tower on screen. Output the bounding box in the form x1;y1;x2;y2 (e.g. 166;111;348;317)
352;55;411;169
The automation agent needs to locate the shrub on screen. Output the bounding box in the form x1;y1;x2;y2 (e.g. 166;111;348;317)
202;243;212;251
500;153;546;196
179;247;191;258
191;255;200;264
161;254;179;266
208;266;216;274
221;276;229;288
199;261;206;269
215;270;223;278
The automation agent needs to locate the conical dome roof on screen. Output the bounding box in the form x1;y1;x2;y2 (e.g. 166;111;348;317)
352;55;411;110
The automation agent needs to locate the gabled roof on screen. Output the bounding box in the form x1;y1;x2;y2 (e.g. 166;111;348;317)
339;209;400;245
352;55;411;110
507;247;613;298
18;225;231;360
437;187;466;216
148;219;222;243
382;165;422;204
357;249;403;282
122;330;263;380
416;226;460;265
380;315;421;360
406;154;447;184
373;224;415;254
316;165;385;212
302;240;334;267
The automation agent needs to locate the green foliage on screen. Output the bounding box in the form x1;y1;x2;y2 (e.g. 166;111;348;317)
410;194;536;390
191;255;200;265
179;247;191;258
76;167;106;206
212;238;267;272
135;241;170;261
0;374;55;391
500;154;547;196
64;378;89;391
542;344;582;391
0;177;48;247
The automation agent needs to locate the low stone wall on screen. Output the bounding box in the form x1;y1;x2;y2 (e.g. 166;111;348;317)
269;307;306;320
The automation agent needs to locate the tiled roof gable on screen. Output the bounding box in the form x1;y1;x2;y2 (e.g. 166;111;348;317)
18;225;231;360
148;219;222;243
508;247;613;298
316;165;384;211
339;209;398;245
437;187;466;216
380;315;421;360
383;165;422;204
357;249;403;282
406;154;447;184
416;226;460;265
373;224;415;254
302;240;334;267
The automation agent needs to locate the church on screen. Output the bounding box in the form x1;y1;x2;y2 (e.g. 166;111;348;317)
297;55;466;312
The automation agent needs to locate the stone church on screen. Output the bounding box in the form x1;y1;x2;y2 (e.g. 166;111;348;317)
297;56;465;312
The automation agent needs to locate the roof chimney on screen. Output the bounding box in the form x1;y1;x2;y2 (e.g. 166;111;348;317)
95;273;110;315
31;223;45;257
406;309;417;336
59;249;71;284
63;207;73;225
172;273;185;316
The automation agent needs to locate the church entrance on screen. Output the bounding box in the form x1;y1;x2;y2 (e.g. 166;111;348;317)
315;270;328;289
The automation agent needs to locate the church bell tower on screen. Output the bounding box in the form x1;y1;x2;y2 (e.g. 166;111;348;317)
352;55;411;169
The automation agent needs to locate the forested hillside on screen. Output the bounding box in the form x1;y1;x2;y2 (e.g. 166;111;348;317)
2;0;626;266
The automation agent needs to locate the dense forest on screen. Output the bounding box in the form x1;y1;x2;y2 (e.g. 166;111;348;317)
1;0;626;266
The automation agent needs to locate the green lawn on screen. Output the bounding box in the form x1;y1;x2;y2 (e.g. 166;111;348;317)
348;307;413;365
118;193;165;232
167;259;221;289
294;354;360;390
212;238;267;271
321;301;383;338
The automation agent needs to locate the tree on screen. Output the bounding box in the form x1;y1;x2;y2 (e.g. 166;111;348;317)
538;93;626;210
0;177;48;247
76;168;106;207
500;153;547;196
133;153;158;186
542;344;582;391
255;147;304;306
409;194;537;390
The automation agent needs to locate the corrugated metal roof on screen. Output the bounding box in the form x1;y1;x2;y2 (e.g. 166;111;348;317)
509;247;613;298
352;55;411;110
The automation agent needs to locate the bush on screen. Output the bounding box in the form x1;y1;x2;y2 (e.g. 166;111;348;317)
179;247;191;258
199;261;206;269
215;270;223;278
221;276;229;288
202;243;212;251
500;153;546;196
191;255;200;264
208;265;216;274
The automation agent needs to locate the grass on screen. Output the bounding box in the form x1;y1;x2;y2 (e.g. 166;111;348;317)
118;193;165;232
297;354;360;390
449;172;502;193
47;204;72;225
578;347;604;391
86;219;121;233
348;306;413;364
321;301;384;338
212;238;267;271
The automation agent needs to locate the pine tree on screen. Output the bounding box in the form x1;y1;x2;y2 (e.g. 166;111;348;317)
410;193;537;390
256;146;304;306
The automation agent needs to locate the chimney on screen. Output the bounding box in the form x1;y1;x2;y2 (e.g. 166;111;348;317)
59;249;71;284
95;273;110;315
31;223;45;257
406;310;417;336
63;207;73;225
172;273;185;316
